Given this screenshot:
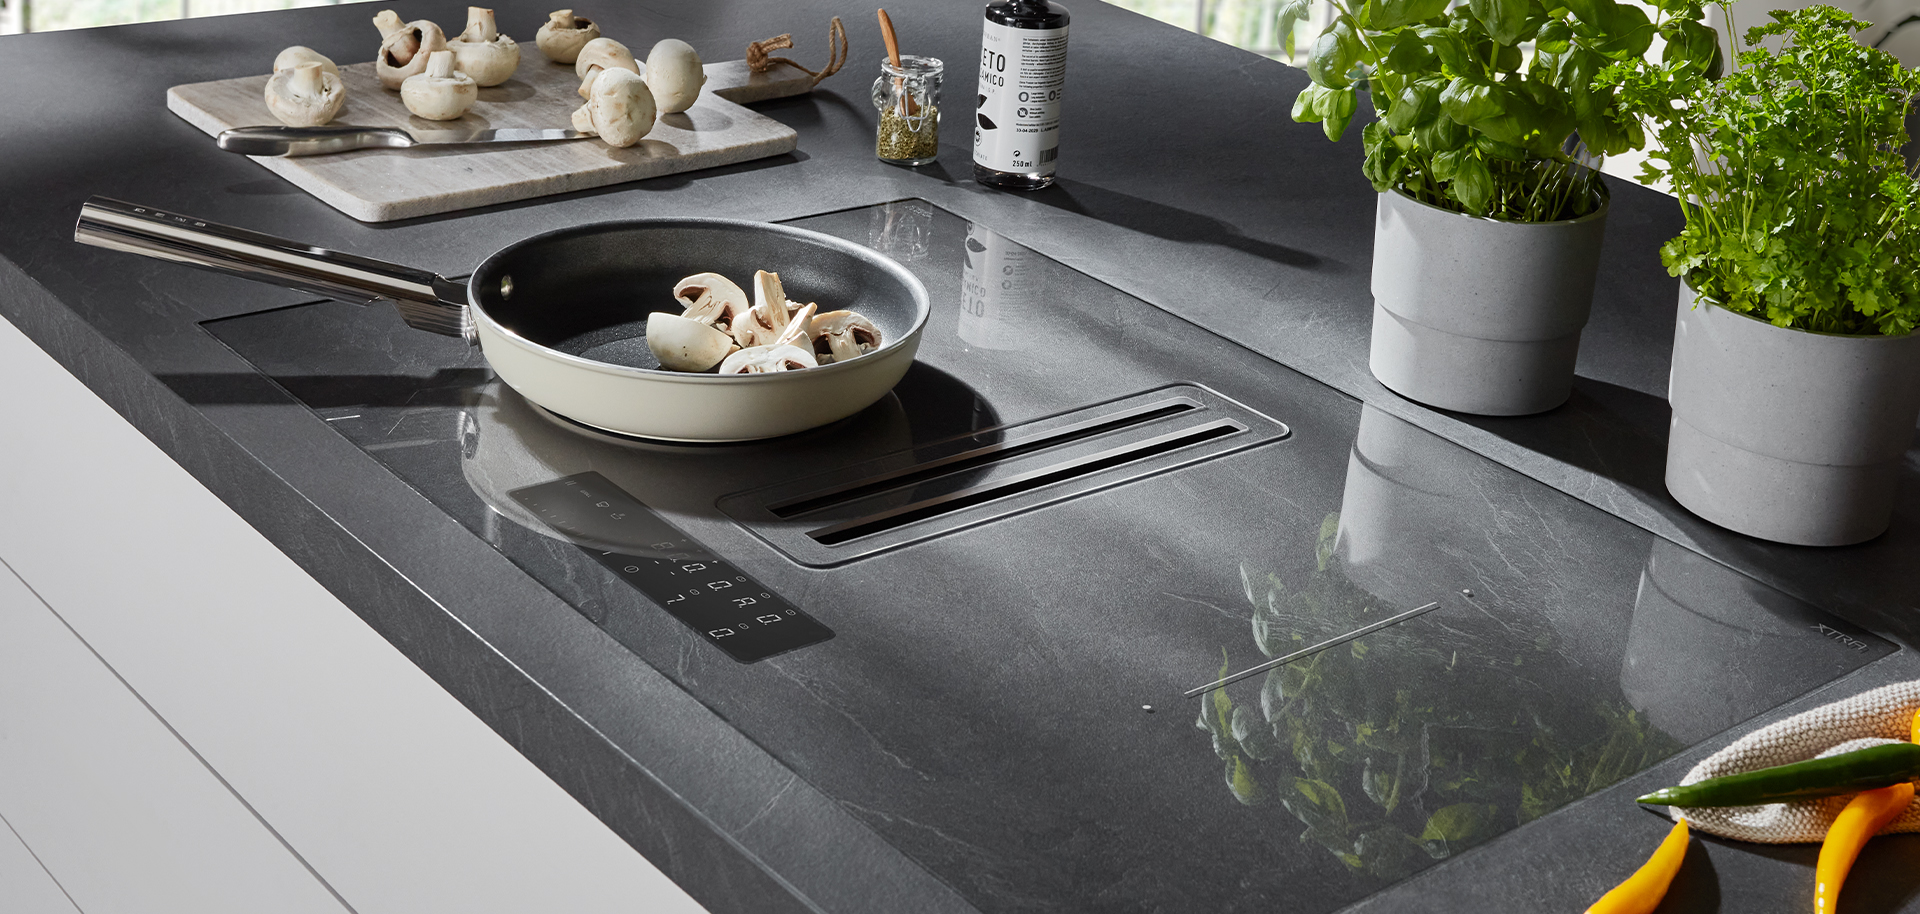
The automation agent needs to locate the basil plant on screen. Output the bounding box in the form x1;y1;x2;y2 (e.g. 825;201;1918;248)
1283;0;1717;222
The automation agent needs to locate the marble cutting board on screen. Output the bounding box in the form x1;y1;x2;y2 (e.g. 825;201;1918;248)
167;47;819;222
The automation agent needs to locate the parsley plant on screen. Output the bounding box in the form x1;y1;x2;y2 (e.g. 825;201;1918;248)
1613;5;1920;335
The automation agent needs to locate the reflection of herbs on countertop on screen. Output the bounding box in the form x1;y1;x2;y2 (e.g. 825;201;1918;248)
1197;513;1681;881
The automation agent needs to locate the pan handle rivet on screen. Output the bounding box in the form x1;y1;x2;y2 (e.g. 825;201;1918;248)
500;275;514;299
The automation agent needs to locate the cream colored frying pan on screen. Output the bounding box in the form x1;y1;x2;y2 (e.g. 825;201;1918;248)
75;197;930;441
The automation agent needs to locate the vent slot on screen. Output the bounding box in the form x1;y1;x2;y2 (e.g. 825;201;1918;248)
768;397;1201;518
809;419;1244;545
718;384;1291;567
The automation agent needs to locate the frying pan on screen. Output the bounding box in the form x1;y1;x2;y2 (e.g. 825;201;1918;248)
73;197;931;441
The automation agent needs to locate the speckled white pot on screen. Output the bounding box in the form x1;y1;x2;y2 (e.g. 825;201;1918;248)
1369;188;1608;415
1666;282;1920;545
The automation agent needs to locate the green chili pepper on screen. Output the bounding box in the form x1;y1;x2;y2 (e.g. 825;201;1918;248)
1637;742;1920;808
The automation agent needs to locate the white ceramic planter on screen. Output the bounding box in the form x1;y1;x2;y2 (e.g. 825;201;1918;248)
1666;283;1920;545
1369;188;1608;415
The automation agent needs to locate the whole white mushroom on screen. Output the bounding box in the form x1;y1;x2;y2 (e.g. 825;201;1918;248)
264;61;345;127
401;50;477;120
272;46;339;77
573;36;638;80
570;67;655;147
535;9;599;64
374;10;448;91
447;6;519;87
643;38;705;114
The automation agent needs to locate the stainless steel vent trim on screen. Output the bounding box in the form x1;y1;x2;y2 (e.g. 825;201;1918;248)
808;418;1248;545
767;395;1205;518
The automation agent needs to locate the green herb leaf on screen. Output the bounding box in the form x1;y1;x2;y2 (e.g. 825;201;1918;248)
1417;25;1475;74
1449;153;1495;214
1560;0;1612;31
1534;18;1574;52
1440;79;1502;124
1292;84;1331;123
1469;0;1532;45
1374;0;1452;30
1660;18;1719;75
1321;87;1359;142
1385;80;1442;131
1413;113;1470;152
1307;16;1363;88
1277;0;1312;60
1592;1;1654;58
1385;29;1438;73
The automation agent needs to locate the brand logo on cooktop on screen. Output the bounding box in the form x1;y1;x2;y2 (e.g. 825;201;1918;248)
1813;623;1871;653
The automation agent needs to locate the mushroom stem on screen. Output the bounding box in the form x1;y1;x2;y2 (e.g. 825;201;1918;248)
289;61;328;95
774;303;817;347
373;9;407;38
426;49;458;79
548;9;576;28
460;6;499;43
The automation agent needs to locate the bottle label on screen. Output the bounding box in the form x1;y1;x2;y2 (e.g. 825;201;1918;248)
973;19;1068;175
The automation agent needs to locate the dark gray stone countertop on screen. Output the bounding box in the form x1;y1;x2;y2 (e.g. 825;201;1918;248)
4;1;1920;912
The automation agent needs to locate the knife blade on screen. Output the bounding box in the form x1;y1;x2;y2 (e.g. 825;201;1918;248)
217;125;586;157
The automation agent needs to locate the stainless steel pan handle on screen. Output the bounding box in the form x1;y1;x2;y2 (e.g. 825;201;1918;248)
73;196;473;340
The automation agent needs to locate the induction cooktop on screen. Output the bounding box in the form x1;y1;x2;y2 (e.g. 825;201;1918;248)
203;200;1894;913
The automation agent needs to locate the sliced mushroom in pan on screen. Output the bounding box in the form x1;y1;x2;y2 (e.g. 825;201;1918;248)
673;272;748;332
808;310;882;364
717;343;818;374
645;312;737;372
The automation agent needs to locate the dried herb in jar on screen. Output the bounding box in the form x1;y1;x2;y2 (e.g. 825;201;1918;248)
877;105;938;161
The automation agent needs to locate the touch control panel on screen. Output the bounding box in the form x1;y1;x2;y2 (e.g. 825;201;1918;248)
510;472;833;662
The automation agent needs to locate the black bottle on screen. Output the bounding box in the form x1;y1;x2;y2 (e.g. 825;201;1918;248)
973;0;1070;191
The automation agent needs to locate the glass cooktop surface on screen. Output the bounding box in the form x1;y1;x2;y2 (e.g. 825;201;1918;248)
204;200;1893;913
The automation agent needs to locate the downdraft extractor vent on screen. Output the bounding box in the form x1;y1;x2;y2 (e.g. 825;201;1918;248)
719;385;1290;566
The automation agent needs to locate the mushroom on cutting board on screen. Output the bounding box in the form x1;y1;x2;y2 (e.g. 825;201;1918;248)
643;38;706;114
273;46;339;77
574;37;639;81
374;10;448;90
536;9;600;64
400;50;477;120
645;312;737;372
447;6;519;87
570;67;655;147
673;272;748;332
264;61;346;127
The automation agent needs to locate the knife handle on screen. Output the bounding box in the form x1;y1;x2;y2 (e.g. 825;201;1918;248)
217;126;416;157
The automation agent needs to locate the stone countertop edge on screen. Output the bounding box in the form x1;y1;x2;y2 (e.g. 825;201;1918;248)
3;2;1920;913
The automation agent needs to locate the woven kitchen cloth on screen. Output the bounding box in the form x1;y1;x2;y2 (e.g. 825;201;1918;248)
1667;680;1920;843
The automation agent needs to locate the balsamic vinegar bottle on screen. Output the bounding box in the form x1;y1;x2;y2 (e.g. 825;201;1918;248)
973;0;1070;191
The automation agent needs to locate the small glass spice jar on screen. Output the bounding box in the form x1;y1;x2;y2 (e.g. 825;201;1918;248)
872;55;942;166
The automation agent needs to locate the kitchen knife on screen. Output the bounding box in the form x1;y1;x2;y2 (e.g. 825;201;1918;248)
217;125;586;157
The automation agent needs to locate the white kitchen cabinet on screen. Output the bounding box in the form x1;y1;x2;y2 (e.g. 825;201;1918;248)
0;313;708;914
